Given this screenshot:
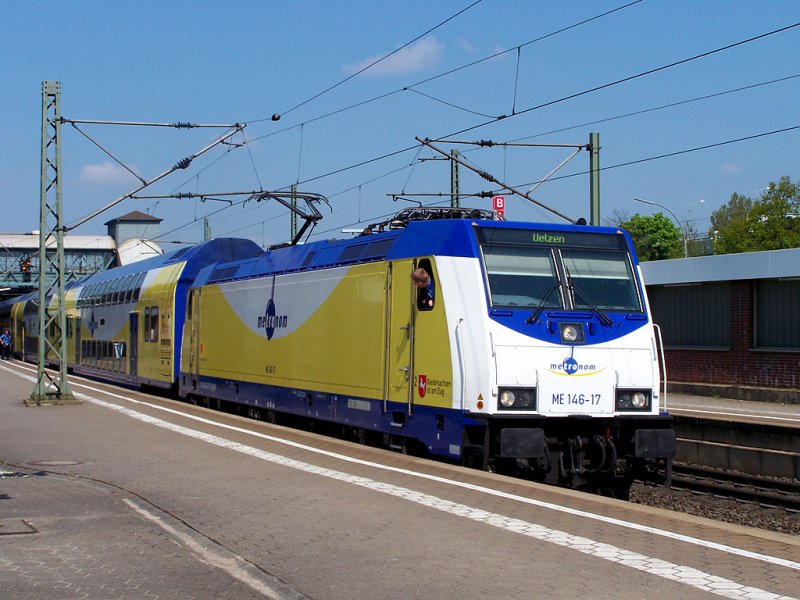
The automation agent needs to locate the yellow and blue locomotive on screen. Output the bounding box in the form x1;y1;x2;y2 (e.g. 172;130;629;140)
178;208;674;496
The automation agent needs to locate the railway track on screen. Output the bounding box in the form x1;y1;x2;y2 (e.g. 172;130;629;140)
669;463;800;512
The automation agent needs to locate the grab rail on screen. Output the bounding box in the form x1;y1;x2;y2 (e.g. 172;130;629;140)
653;323;668;412
455;318;465;411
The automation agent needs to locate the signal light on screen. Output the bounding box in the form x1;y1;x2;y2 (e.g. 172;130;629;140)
20;258;32;282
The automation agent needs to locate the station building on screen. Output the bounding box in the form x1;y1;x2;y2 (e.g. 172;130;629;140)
642;248;800;403
0;211;163;302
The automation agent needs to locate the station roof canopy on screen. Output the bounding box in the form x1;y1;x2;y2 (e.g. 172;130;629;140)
0;233;116;251
641;247;800;285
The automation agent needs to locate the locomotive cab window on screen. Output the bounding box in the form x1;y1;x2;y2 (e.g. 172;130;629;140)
482;245;562;309
414;258;435;311
561;249;642;312
476;226;642;313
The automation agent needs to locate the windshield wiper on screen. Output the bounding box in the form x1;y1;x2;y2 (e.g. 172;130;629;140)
564;267;613;327
525;282;560;325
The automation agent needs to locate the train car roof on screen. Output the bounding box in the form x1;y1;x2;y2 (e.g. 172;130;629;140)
192;214;635;287
0;239;263;311
73;237;263;287
0;288;38;314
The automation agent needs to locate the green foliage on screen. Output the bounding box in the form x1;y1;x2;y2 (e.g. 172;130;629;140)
620;213;682;261
747;177;800;250
709;192;754;254
710;177;800;254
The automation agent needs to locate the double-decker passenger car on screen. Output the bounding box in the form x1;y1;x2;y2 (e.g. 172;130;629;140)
0;238;262;389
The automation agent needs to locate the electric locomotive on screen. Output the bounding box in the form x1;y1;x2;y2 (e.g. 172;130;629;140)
179;207;675;496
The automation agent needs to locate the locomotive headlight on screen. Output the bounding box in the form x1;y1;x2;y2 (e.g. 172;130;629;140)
559;322;585;344
499;390;516;407
497;388;537;411
615;389;651;411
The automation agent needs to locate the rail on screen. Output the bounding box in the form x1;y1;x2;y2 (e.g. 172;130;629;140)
670;463;800;512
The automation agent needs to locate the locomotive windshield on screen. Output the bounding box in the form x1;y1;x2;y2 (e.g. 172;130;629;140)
482;245;564;309
477;227;643;312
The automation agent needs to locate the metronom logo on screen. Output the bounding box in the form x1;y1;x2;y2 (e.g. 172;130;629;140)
257;298;288;340
548;356;603;376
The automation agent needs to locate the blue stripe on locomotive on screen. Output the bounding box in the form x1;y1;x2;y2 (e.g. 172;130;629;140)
190;372;478;458
194;220;647;345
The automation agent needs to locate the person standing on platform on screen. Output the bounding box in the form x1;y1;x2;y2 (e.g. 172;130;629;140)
0;329;10;360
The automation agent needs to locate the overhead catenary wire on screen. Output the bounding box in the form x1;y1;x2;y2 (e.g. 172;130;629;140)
417;137;576;223
303;72;800;217
66;124;245;232
442;20;800;140
512;46;522;115
223;0;647;213
140;17;800;245
514;124;800;189
495;73;800;145
162;117;800;247
258;0;486;123
262;21;800;198
243;0;644;138
318;122;800;239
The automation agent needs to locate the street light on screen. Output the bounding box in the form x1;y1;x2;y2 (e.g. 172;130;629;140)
686;199;705;255
687;199;705;229
634;197;688;258
687;199;704;221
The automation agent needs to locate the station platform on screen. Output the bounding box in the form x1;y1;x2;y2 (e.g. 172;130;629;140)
1;359;798;600
667;390;800;427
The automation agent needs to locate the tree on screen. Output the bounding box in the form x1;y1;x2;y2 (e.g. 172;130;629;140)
709;192;753;254
746;177;800;250
603;208;630;228
710;177;800;254
619;213;682;261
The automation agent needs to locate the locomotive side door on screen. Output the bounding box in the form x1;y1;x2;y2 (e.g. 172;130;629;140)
385;260;415;414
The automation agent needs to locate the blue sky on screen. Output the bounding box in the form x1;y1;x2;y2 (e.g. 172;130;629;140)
2;1;799;248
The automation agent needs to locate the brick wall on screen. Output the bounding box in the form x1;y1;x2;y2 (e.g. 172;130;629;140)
658;280;800;390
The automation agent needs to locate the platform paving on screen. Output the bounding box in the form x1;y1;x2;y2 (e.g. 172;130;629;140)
1;360;799;600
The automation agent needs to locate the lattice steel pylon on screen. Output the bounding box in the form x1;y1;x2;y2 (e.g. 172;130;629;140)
28;81;78;406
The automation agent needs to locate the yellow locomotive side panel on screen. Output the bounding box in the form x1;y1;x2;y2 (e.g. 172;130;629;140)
195;263;388;398
408;264;454;410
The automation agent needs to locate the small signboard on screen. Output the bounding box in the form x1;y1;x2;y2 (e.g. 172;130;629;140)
492;195;505;218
